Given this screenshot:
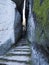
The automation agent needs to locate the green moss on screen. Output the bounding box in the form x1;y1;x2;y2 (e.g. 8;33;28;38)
33;0;49;41
33;0;49;25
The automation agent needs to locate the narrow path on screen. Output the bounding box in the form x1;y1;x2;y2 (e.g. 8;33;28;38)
0;38;31;65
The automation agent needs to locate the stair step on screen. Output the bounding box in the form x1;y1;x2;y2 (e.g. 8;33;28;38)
19;43;28;46
0;56;30;62
10;49;30;52
7;51;31;55
0;62;28;65
18;43;28;46
15;46;30;49
0;38;31;65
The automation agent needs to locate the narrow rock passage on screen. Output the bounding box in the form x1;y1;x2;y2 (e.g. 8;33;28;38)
0;38;31;65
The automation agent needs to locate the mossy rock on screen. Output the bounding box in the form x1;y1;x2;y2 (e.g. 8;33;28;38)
33;0;49;46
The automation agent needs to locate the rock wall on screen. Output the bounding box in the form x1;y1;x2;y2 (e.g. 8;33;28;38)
27;0;49;51
0;0;22;55
33;0;49;50
12;0;24;14
14;10;22;42
27;0;35;43
27;0;49;65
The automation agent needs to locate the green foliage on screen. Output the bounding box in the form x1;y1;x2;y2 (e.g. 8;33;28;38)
33;0;49;27
33;0;49;41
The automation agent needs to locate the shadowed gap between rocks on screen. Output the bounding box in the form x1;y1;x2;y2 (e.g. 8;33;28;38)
13;0;29;38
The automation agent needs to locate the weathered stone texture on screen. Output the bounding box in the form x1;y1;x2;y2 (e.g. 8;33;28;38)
0;0;22;55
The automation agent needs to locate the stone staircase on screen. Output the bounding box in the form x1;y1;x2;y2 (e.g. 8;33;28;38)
0;38;31;65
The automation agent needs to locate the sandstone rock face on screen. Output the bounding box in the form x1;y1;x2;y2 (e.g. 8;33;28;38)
27;14;35;43
14;10;22;42
27;0;49;51
27;0;35;43
12;0;24;14
0;0;22;55
0;0;16;55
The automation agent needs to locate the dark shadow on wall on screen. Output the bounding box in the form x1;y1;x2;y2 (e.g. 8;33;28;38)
12;0;24;22
12;0;30;38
